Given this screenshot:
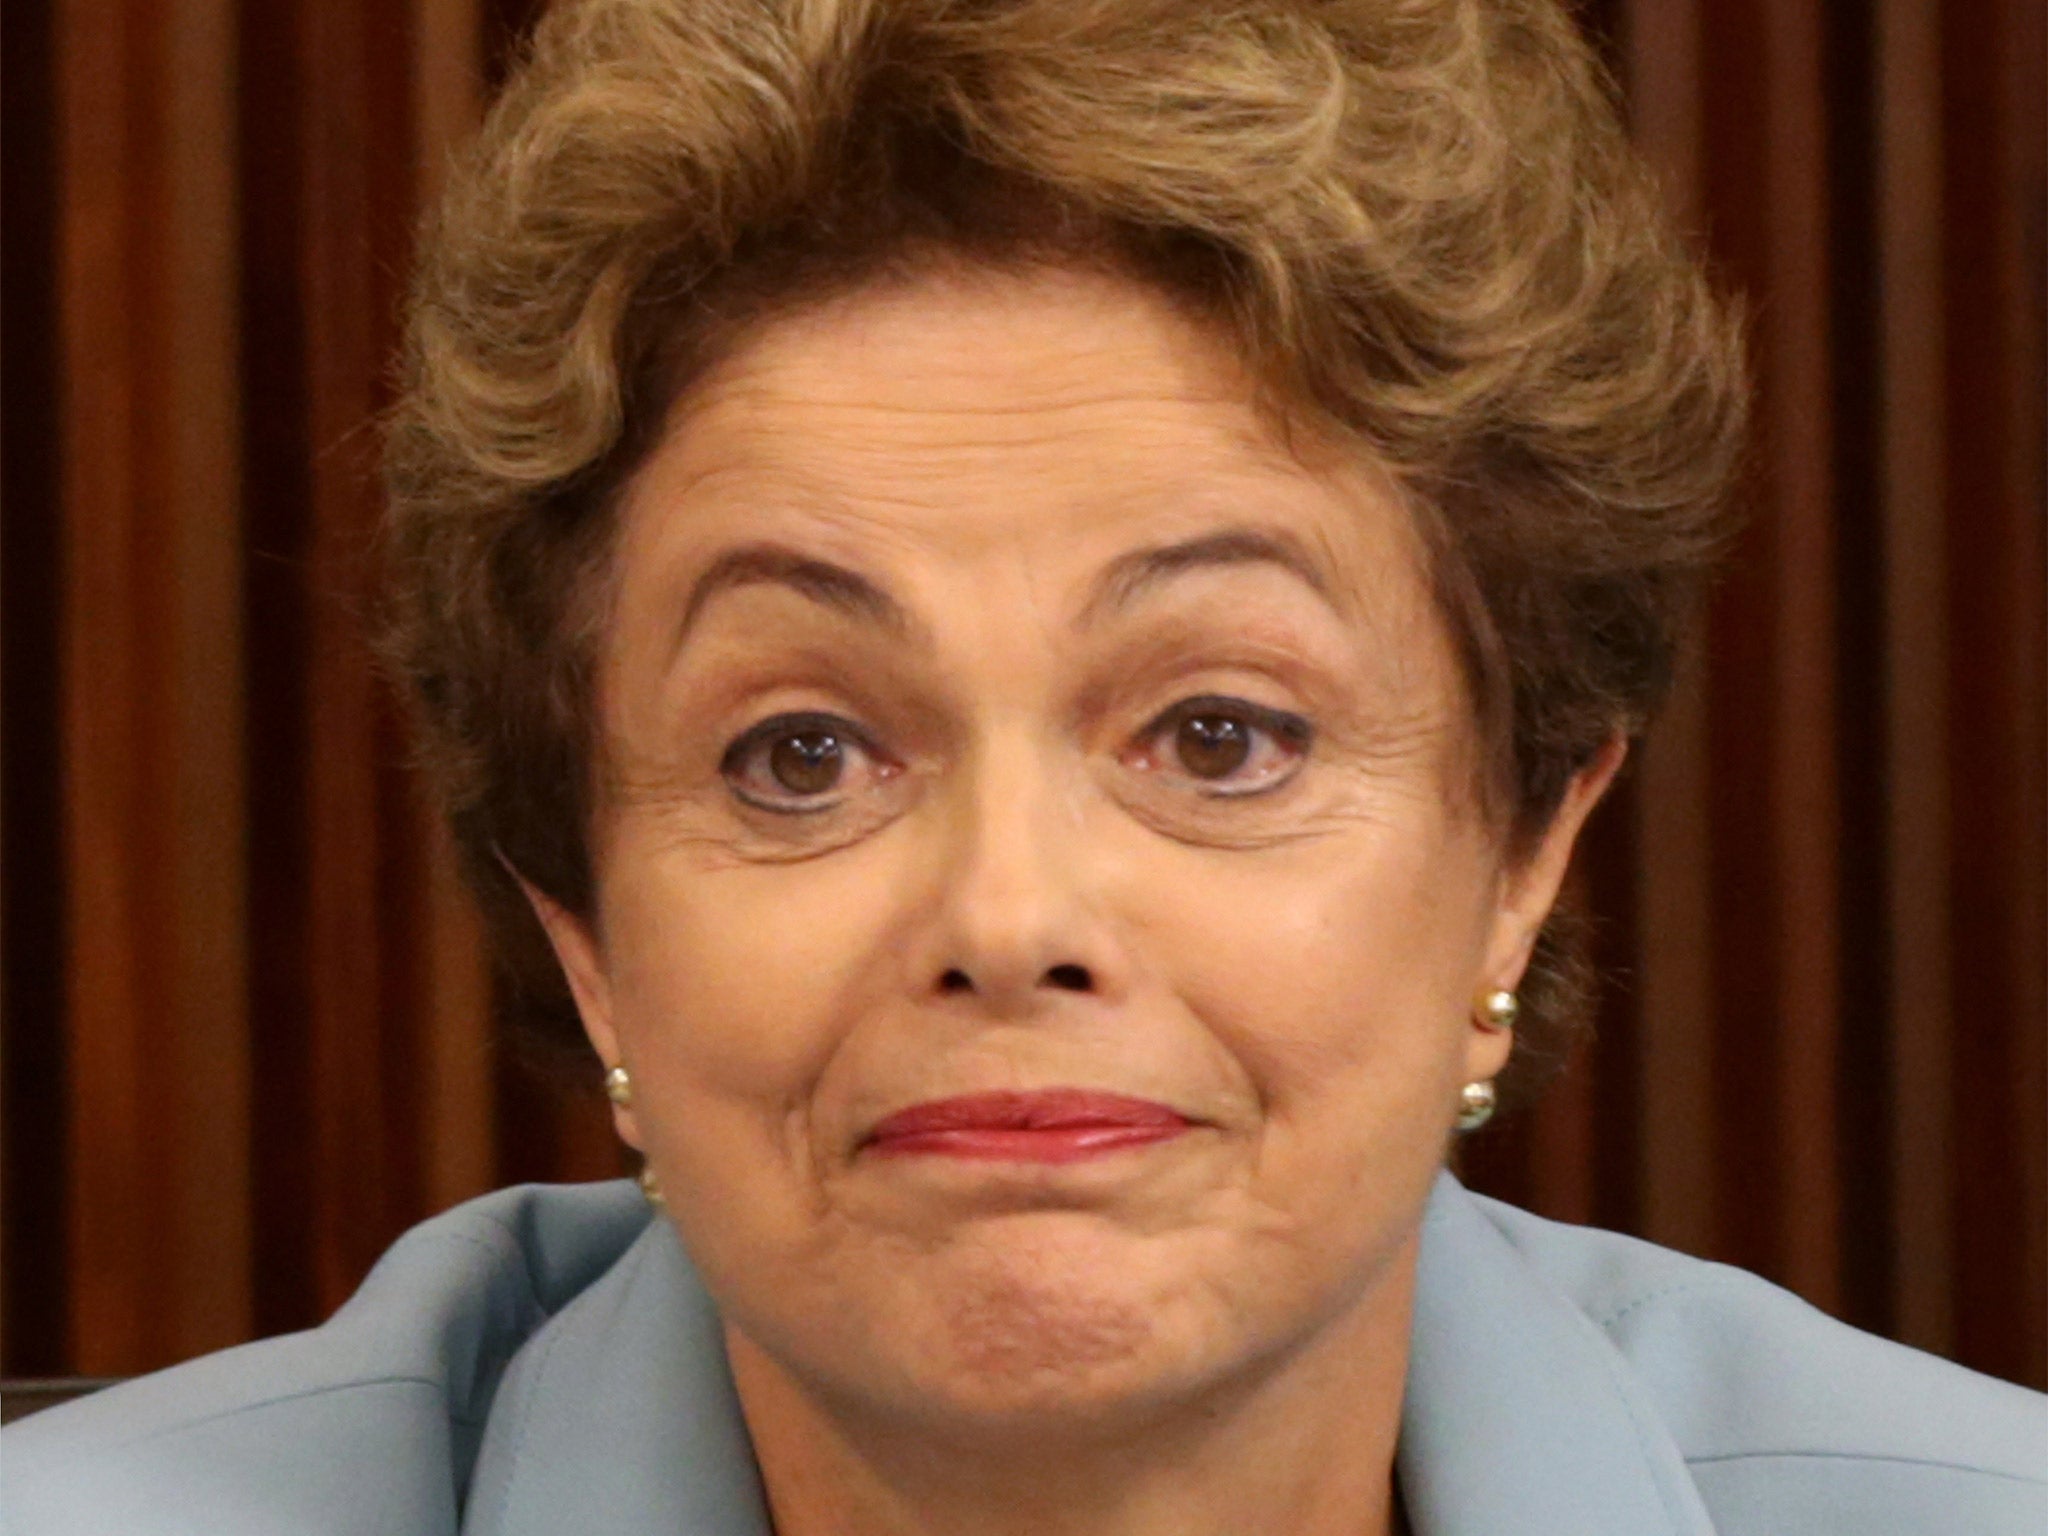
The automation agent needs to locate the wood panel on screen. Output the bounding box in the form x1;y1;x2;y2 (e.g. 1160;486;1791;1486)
54;0;252;1374
294;0;427;1317
1618;0;1721;1270
1875;0;1960;1368
1936;0;2046;1387
0;0;2039;1391
1;0;69;1377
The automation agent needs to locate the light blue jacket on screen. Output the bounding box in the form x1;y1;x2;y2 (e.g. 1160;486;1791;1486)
6;1173;2043;1534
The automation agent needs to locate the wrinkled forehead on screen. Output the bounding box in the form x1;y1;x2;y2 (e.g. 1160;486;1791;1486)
614;264;1434;631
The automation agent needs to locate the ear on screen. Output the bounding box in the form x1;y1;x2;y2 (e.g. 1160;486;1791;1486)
1481;734;1628;993
1465;736;1628;1083
516;874;643;1153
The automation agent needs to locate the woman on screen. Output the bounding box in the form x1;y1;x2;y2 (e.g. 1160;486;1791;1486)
8;1;2043;1532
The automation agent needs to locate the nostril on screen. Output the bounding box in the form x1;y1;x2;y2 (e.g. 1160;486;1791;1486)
1043;963;1093;991
938;968;974;994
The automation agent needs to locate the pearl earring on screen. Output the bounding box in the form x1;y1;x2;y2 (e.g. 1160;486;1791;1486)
1477;989;1519;1032
1457;1079;1498;1131
604;1065;633;1106
638;1165;665;1207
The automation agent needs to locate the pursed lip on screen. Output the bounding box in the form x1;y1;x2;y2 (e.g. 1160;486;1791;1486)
861;1089;1195;1162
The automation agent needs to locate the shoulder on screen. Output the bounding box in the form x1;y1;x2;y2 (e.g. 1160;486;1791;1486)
1;1181;649;1536
1468;1191;2048;1535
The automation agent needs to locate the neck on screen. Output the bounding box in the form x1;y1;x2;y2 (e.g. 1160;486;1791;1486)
726;1239;1417;1536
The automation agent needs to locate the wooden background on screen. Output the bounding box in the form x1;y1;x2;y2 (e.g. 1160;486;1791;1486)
2;0;2042;1390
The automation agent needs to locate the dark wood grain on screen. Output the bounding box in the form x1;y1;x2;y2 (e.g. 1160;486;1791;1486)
55;0;253;1373
1938;0;2046;1389
0;0;70;1379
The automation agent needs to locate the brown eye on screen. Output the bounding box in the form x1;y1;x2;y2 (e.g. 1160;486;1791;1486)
769;729;844;794
721;711;891;812
1175;713;1252;778
1131;695;1312;798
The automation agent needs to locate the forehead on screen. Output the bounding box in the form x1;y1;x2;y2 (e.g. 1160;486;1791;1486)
616;264;1430;620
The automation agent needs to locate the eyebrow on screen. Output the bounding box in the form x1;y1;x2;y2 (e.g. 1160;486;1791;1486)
673;542;924;654
671;525;1339;657
1076;526;1339;628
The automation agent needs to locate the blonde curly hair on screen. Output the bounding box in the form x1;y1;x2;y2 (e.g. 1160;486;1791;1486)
382;0;1747;1103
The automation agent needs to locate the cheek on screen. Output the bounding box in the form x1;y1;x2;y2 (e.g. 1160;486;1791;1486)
599;826;907;1114
1146;817;1496;1121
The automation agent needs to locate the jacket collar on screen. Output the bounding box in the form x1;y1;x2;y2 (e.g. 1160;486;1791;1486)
463;1174;1715;1536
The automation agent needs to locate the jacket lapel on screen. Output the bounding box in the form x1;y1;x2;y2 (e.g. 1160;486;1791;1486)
1399;1173;1719;1535
462;1217;773;1536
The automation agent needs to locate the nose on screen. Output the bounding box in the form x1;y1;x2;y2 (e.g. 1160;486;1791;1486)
913;733;1126;1015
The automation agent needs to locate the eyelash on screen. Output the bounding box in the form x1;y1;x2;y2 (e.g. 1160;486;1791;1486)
717;697;1313;814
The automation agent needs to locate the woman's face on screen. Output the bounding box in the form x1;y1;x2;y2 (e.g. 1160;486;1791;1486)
538;265;1609;1435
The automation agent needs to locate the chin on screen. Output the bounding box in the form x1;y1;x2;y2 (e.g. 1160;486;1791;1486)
908;1327;1210;1438
874;1224;1248;1430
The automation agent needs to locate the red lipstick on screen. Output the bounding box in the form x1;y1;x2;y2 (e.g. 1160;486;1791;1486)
863;1090;1192;1163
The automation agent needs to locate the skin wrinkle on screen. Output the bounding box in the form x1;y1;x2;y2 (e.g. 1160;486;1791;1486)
527;266;1619;1536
